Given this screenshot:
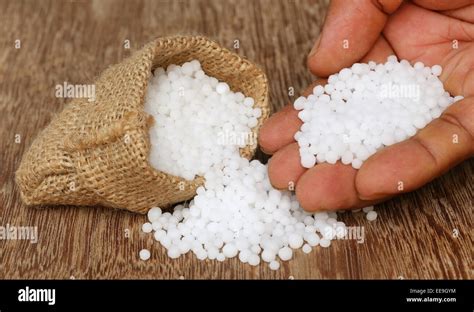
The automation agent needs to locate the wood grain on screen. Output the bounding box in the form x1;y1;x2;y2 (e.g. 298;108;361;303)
0;0;472;279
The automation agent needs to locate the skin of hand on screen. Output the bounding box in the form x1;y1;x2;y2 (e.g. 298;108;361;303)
259;0;474;212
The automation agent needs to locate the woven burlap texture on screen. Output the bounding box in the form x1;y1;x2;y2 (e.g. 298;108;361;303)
16;36;270;214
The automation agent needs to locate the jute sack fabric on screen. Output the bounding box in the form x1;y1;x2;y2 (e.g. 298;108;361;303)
16;36;270;214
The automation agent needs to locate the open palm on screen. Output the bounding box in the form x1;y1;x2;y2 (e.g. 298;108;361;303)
259;0;474;211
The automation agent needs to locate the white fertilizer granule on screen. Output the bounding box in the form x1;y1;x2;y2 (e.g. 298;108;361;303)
366;211;378;221
269;260;280;270
147;207;162;222
139;249;151;261
302;244;312;254
362;206;374;213
294;55;464;169
141;60;351;269
141;222;153;233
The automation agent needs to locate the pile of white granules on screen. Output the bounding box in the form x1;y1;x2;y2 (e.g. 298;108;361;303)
294;55;463;169
144;60;261;180
139;57;458;269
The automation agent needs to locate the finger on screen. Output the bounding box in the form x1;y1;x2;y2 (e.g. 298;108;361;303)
413;0;473;11
383;2;474;96
295;162;380;212
307;0;402;77
258;104;301;155
442;4;474;23
440;46;474;97
356;97;474;200
383;3;474;65
268;142;306;190
360;35;396;64
259;79;326;154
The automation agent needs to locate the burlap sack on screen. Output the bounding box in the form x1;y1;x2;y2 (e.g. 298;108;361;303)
16;36;270;214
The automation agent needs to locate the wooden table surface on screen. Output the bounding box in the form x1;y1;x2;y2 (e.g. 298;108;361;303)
0;0;472;279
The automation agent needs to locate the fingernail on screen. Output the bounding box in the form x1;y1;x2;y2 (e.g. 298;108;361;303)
259;145;272;155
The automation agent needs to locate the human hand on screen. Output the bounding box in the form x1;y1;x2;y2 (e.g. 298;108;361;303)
259;0;474;211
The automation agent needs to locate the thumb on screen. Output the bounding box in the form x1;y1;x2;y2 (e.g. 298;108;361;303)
308;0;402;77
356;96;474;201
